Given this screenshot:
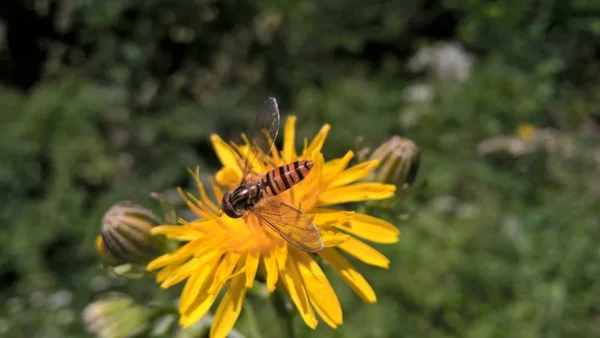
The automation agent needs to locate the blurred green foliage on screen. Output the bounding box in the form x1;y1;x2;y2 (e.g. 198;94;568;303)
1;0;600;337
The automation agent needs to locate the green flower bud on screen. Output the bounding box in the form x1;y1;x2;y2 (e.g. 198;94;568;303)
82;293;149;338
369;136;420;189
100;201;165;265
95;235;119;264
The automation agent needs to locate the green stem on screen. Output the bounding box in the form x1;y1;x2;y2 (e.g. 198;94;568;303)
148;303;179;319
178;313;246;338
285;312;295;338
243;299;263;338
272;293;295;338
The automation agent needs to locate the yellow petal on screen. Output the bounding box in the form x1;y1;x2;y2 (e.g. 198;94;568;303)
338;237;390;268
275;244;288;272
182;220;224;239
328;160;380;189
162;250;221;288
282;116;297;163
179;253;238;328
216;167;241;189
305;124;331;158
211;134;243;179
345;212;400;244
192;234;229;258
180;262;219;313
210;271;247;338
208;253;241;294
147;253;182;272
292;250;343;328
262;251;278;292
147;240;204;271
150;225;203;241
279;254;318;329
188;167;219;212
321;151;354;184
321;229;351;247
311;208;355;228
95;236;118;261
320;248;377;303
244;253;259;288
309;210;353;246
294;153;324;210
210;178;225;203
179;188;220;221
269;141;282;167
318;183;396;205
156;262;184;284
232;138;269;174
180;291;219;328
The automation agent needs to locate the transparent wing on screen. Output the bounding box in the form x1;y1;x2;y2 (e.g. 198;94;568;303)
241;97;280;183
250;199;324;253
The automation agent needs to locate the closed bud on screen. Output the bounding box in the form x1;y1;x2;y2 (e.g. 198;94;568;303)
95;235;119;263
369;136;420;189
100;201;165;265
82;293;149;338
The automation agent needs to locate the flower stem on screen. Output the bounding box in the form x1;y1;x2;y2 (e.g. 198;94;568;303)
272;292;295;338
148;303;179;318
243;299;263;338
284;312;295;338
178;313;246;338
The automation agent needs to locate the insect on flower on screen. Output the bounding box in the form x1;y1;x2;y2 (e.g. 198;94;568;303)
220;97;324;253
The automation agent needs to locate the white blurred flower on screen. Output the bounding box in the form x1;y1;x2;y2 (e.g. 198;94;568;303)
89;275;112;293
48;289;74;310
254;9;283;44
7;297;24;314
477;136;534;157
430;195;459;214
478;125;576;159
56;308;75;326
169;25;196;43
502;214;523;242
456;203;479;219
398;107;421;129
30;291;46;308
0;317;9;335
404;83;434;103
408;41;474;82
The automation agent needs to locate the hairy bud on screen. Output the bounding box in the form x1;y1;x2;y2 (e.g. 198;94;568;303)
369;136;420;189
100;201;164;265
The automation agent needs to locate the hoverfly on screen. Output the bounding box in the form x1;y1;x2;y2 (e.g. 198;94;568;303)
221;97;324;253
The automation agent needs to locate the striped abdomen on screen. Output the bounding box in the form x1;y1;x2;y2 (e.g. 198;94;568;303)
261;160;314;197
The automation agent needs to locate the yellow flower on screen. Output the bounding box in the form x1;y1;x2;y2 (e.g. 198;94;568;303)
146;116;399;337
517;123;536;141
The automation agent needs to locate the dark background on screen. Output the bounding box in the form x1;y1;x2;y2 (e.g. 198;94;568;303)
1;0;600;337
